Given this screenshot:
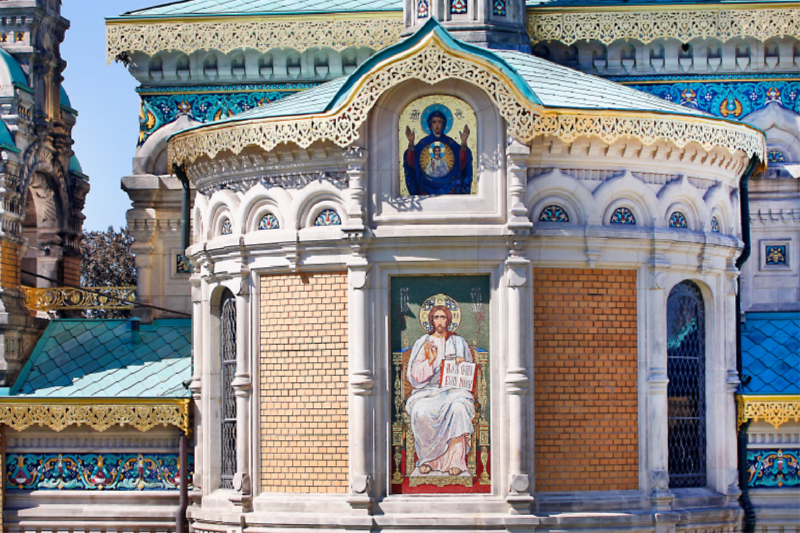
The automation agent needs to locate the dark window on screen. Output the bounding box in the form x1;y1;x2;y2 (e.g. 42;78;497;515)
667;281;706;488
220;291;237;489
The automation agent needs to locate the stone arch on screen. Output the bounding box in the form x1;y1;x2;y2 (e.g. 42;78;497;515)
592;171;661;227
206;189;241;239
291;182;348;231
135;115;202;176
238;184;292;233
741;104;800;163
703;183;735;235
526;168;594;225
657;176;709;231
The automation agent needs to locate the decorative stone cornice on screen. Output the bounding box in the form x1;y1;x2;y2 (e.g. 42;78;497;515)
527;6;800;46
738;394;800;429
169;32;766;170
106;15;403;65
0;398;191;434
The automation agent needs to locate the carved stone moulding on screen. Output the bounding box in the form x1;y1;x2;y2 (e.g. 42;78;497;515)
105;16;404;65
738;394;800;429
168;34;766;171
0;398;191;434
527;7;800;46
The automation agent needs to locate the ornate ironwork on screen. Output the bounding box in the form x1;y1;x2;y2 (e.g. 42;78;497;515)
738;395;800;429
168;34;766;168
220;293;237;489
21;286;136;312
527;6;800;45
106;17;403;65
0;399;190;434
667;281;706;489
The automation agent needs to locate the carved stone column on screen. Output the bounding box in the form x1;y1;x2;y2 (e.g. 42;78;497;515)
507;140;532;234
189;273;203;496
231;267;252;510
647;262;673;510
505;257;533;513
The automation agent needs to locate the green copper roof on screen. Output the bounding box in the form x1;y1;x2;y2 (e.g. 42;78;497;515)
0;47;29;89
11;319;192;399
0;120;17;153
119;0;402;17
188;18;710;134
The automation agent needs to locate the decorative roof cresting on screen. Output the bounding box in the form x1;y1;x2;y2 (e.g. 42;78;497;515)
168;19;766;169
527;6;800;45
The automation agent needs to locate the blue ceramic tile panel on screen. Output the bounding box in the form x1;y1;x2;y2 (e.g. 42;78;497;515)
741;313;800;395
11;319;192;398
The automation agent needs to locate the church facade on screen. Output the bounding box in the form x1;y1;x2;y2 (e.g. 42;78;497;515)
0;0;796;532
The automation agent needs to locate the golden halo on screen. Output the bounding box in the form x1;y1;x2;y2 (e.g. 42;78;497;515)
419;293;461;334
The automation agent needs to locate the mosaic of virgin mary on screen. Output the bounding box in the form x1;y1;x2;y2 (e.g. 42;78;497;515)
403;103;474;195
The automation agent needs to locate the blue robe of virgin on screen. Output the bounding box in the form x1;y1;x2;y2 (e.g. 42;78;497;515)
404;128;473;196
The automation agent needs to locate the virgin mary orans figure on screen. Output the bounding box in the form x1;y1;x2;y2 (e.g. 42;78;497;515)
406;305;475;476
403;110;473;196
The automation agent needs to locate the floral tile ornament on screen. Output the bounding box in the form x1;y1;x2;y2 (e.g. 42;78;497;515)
538;205;569;222
766;245;787;266
669;211;688;228
610;207;636;225
259;213;280;230
314;209;342;227
747;449;800;488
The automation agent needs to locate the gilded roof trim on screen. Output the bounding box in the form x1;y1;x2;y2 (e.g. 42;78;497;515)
738;394;800;429
527;5;800;45
105;13;403;64
168;26;766;168
0;398;191;434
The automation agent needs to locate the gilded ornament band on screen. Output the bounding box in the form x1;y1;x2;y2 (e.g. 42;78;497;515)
527;7;800;45
21;286;136;312
168;35;766;169
106;17;403;65
737;395;800;429
0;399;191;434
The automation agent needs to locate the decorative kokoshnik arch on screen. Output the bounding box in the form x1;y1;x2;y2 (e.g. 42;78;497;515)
168;26;766;169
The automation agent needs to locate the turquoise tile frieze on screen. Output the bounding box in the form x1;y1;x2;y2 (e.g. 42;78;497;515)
137;83;319;146
6;452;194;491
626;79;800;127
747;449;800;489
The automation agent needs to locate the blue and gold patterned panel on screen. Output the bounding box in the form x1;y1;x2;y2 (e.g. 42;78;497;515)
538;205;569;222
493;0;506;16
669;211;688;228
6;453;194;491
259;213;280;230
623;79;800;126
747;449;800;489
711;216;721;233
768;149;788;164
220;218;233;235
451;0;467;14
176;254;191;274
138;83;318;146
610;207;636;225
314;209;342;227
766;245;788;266
418;0;429;18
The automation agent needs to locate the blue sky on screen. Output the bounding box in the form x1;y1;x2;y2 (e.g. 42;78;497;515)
62;1;159;232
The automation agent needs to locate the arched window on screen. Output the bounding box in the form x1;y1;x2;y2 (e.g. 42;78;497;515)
667;281;706;488
669;211;687;228
220;290;237;489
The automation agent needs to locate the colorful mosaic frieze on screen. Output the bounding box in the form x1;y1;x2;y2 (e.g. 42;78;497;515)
747;449;800;489
669;211;688;228
259;213;280;230
137;83;318;146
221;218;233;235
314;209;342;227
451;0;467;14
6;453;194;491
538;205;569;222
627;81;800;129
610;207;636;225
711;216;721;233
766;245;788;266
493;0;506;16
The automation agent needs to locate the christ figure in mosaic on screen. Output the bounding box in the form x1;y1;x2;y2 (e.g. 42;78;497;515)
403;109;473;195
406;306;475;476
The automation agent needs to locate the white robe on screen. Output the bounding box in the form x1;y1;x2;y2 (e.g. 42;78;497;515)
405;333;475;470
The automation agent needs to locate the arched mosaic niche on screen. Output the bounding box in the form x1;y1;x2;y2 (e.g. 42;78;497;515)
767;148;787;163
314;209;342;227
259;213;280;230
610;207;636;225
710;216;721;233
538;205;569;222
669;211;688;229
220;217;233;235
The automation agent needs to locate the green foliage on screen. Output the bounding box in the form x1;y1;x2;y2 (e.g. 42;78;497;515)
80;226;136;318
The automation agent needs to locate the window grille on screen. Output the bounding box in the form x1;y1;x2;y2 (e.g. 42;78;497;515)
666;281;706;489
220;292;237;489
